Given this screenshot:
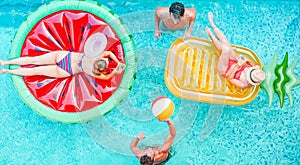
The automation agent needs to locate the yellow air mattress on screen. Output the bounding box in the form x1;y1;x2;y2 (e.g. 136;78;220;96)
164;37;262;106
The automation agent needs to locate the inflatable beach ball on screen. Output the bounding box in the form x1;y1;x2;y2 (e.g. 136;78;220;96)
151;96;174;120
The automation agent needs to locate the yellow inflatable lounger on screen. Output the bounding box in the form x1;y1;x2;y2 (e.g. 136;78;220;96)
164;37;263;106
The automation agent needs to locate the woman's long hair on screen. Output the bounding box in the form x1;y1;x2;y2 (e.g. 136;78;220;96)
93;59;107;76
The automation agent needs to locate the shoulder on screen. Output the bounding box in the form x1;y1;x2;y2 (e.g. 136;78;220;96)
185;8;196;19
131;147;144;159
155;7;168;11
94;73;106;80
186;8;196;13
155;7;168;16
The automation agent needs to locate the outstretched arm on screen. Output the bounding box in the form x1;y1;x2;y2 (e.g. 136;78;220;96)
102;51;121;64
159;119;176;152
95;69;117;80
225;63;239;78
154;8;162;38
228;79;249;89
130;132;145;159
184;8;196;39
226;64;248;88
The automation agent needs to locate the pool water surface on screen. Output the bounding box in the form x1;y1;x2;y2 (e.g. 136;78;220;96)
0;0;299;164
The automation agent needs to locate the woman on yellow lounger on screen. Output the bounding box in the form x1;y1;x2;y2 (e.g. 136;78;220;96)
205;12;265;89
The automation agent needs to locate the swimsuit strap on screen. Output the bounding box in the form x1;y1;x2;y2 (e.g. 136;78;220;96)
78;54;85;72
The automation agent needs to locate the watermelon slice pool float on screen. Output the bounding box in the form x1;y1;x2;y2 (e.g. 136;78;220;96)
9;0;136;123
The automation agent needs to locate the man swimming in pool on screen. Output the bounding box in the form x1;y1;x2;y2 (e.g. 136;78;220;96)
154;2;196;40
205;12;265;88
130;119;176;165
0;50;125;80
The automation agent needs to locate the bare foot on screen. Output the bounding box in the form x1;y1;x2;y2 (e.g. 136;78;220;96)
0;68;9;74
205;27;212;36
0;60;3;66
208;12;216;29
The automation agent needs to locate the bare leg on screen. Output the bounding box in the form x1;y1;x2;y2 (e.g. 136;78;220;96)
1;65;71;78
205;26;231;76
0;51;69;66
208;12;230;44
205;27;223;51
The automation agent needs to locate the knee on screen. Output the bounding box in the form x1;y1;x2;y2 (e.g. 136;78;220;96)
31;67;40;75
221;46;230;53
31;58;40;65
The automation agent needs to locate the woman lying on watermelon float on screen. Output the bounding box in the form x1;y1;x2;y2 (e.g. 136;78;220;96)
0;33;126;80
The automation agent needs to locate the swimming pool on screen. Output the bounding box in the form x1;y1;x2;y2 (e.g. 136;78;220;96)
0;0;299;164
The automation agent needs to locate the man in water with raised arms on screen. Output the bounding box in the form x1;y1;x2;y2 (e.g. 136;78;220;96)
154;2;196;39
130;119;176;165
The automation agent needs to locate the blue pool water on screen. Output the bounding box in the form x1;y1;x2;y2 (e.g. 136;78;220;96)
0;0;299;164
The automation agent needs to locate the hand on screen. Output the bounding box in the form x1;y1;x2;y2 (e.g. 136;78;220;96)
115;63;126;74
225;63;240;79
154;30;161;38
137;132;145;140
225;63;239;78
229;63;239;70
237;55;246;66
233;63;240;68
183;31;191;40
159;118;170;122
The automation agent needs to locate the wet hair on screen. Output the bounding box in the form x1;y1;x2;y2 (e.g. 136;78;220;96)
169;2;185;19
140;155;154;165
93;59;107;76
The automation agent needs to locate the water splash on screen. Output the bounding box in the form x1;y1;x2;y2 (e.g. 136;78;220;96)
261;52;300;108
